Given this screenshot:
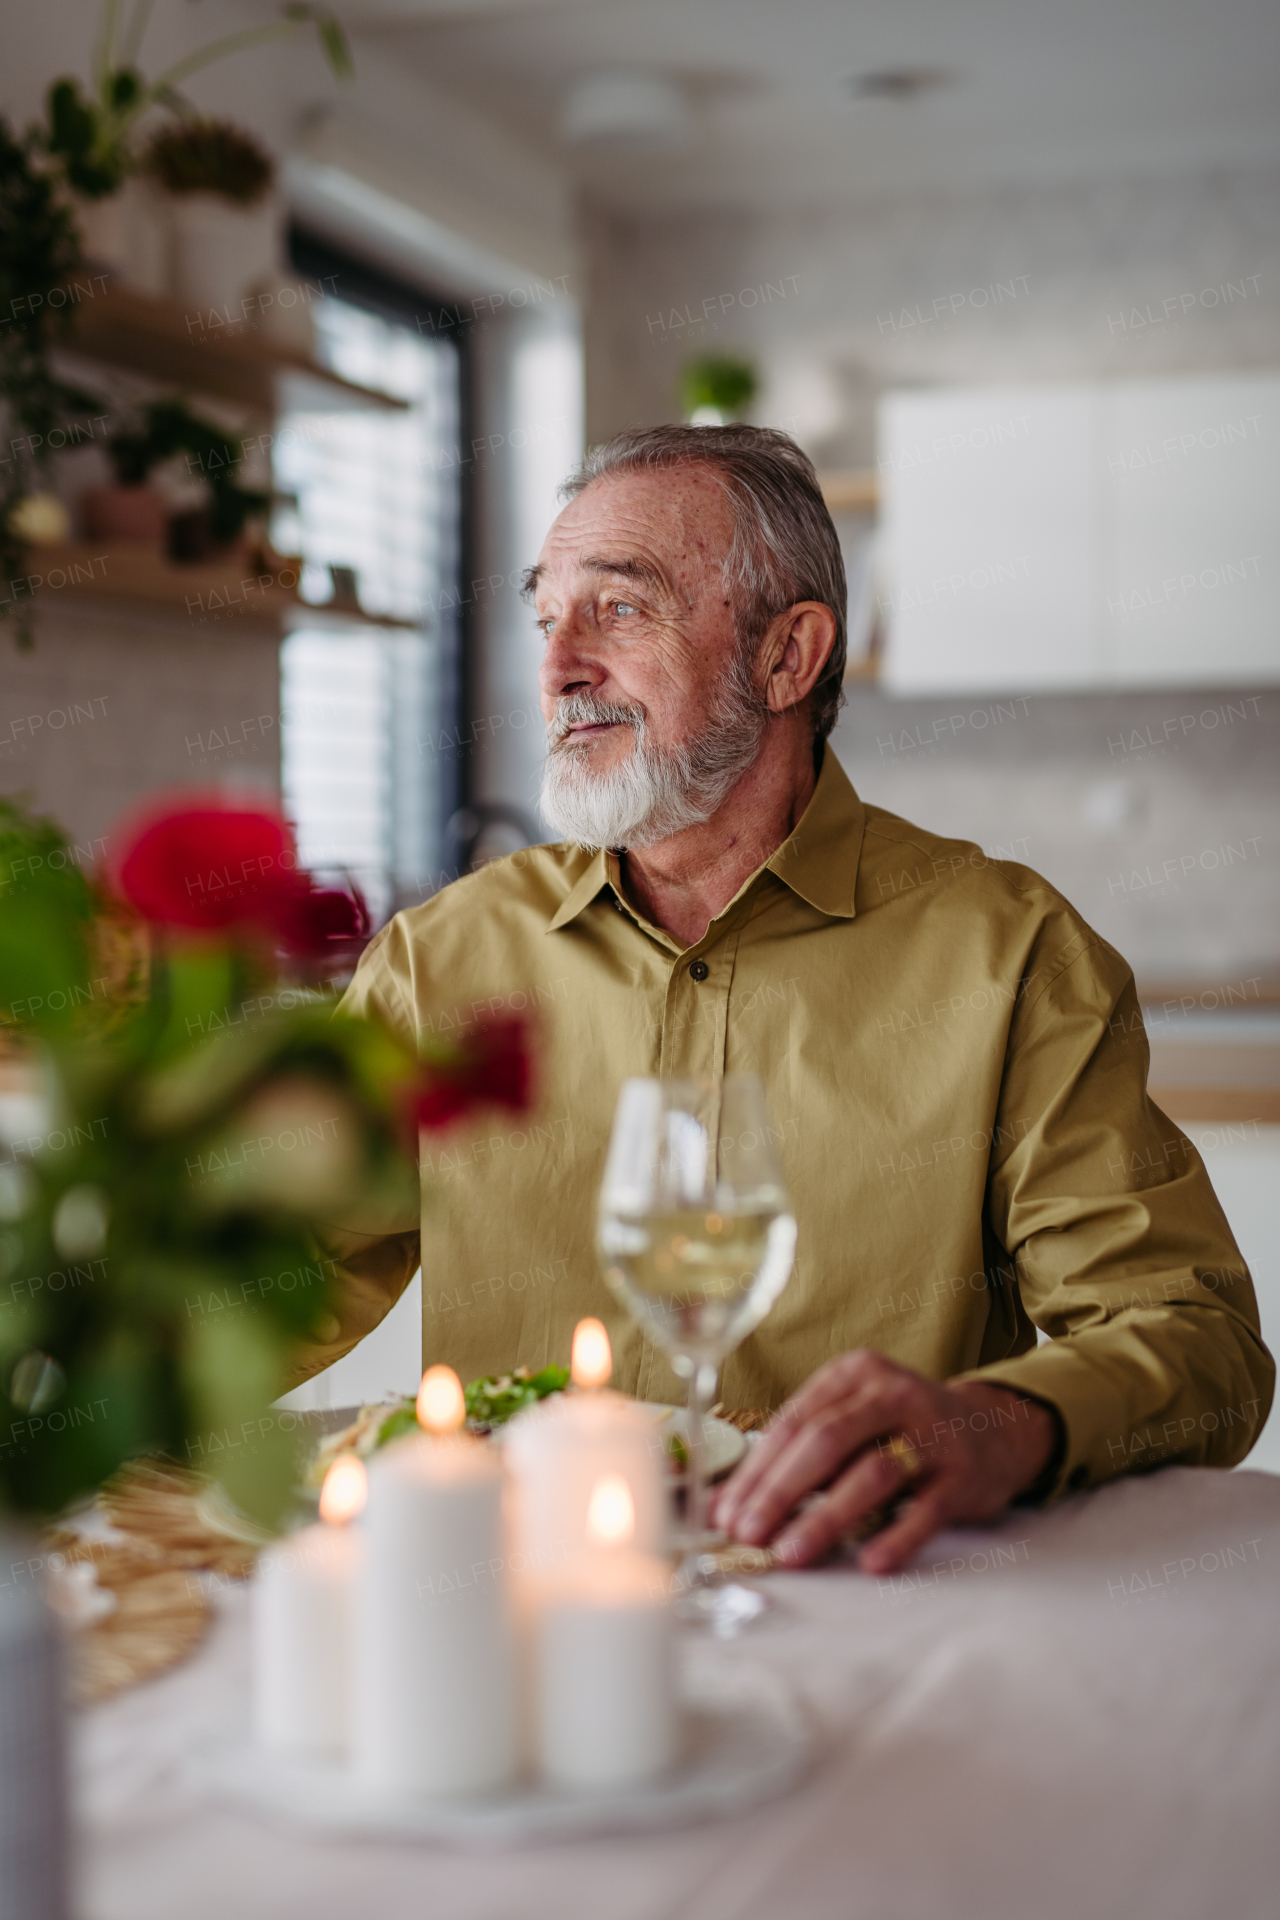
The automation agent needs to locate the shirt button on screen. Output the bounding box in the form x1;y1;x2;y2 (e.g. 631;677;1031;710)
688;960;709;981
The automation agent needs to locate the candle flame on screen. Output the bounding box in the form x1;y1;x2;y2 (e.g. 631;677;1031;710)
417;1364;465;1435
319;1452;367;1524
586;1473;635;1546
571;1316;612;1390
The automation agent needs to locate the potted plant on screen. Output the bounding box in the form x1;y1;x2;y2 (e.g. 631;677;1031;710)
145;119;278;312
80;410;171;546
680;354;759;425
0;790;529;1914
37;0;351;278
81;398;273;556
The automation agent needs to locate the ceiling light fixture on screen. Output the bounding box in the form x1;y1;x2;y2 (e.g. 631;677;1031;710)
844;67;954;102
560;72;694;152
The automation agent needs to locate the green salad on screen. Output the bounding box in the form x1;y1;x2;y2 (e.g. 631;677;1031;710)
464;1364;570;1427
307;1363;570;1485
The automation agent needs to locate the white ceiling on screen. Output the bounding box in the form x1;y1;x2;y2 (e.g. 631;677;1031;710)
327;0;1280;211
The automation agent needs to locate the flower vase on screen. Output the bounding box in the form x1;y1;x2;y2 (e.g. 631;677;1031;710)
0;1529;69;1920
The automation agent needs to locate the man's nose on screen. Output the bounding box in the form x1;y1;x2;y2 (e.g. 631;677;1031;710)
537;612;605;700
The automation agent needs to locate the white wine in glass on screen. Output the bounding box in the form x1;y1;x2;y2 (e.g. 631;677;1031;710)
598;1075;797;1628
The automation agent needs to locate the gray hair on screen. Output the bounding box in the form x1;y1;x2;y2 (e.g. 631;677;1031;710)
557;424;848;743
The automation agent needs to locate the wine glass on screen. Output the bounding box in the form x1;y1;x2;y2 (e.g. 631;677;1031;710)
597;1075;797;1630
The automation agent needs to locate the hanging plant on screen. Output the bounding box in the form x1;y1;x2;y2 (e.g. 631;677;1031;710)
0;125;100;649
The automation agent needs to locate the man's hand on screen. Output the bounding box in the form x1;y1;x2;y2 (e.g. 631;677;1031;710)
712;1351;1062;1574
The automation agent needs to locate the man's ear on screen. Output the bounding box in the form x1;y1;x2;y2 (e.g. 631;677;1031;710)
760;603;838;715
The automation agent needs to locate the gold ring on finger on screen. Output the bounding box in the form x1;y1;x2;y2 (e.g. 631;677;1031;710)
886;1434;923;1483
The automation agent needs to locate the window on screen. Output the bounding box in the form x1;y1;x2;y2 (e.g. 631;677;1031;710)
272;249;466;923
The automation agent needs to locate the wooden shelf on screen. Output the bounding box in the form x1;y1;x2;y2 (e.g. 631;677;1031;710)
285;602;420;632
62;285;408;414
818;469;879;514
25;542;299;620
24;543;421;630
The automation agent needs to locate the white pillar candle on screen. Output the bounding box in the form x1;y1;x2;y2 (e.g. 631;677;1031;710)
505;1320;668;1573
252;1453;366;1757
352;1366;519;1797
534;1472;677;1790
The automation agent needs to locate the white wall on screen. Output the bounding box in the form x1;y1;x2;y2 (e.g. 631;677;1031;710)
582;165;1280;457
1184;1123;1280;1473
278;1272;423;1413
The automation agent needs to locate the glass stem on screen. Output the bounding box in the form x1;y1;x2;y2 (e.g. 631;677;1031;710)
683;1358;719;1556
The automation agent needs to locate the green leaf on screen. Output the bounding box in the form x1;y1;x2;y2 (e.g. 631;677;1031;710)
375;1403;420;1448
318;16;354;81
108;67;142;110
47;80;97;160
528;1363;570;1396
182;1310;295;1526
0;897;88;1031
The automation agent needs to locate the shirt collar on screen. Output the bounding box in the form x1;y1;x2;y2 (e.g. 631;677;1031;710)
544;745;865;933
765;745;864;919
546;847;611;932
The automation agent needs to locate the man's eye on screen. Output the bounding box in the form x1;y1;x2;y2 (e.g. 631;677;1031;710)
537;617;556;636
612;601;637;617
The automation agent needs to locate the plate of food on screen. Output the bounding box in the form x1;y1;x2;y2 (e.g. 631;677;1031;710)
304;1368;748;1490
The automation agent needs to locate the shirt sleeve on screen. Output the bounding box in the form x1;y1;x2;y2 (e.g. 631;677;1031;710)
955;935;1275;1500
281;920;423;1388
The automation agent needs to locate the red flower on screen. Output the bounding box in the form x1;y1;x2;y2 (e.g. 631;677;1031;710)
116;800;298;933
413;1018;533;1133
112;797;370;963
272;883;371;960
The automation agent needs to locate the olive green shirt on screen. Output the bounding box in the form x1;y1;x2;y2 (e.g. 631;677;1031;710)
306;747;1273;1500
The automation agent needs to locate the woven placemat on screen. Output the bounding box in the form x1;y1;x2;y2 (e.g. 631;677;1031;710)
47;1461;271;1704
44;1535;210;1705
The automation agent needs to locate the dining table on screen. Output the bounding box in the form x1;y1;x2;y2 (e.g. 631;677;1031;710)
73;1462;1280;1920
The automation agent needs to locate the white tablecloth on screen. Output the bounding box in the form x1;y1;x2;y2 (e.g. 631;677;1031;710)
74;1466;1280;1920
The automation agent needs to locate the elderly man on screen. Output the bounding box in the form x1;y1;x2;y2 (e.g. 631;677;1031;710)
310;424;1272;1575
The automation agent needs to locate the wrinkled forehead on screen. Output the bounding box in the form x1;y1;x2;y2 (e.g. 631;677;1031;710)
530;467;736;598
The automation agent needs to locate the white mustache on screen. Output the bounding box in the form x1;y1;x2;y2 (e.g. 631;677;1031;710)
547;694;645;748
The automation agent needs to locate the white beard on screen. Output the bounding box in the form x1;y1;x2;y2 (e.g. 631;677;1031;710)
539;666;768;851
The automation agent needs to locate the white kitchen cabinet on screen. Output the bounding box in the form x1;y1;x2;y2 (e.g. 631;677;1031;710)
878;375;1280;692
878;387;1102;693
1105;377;1280;686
